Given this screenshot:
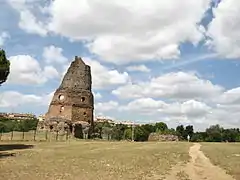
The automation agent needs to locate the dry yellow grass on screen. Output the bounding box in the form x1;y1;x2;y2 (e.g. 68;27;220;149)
201;143;240;180
0;141;191;180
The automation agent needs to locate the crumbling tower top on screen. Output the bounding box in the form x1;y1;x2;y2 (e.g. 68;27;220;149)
58;56;92;91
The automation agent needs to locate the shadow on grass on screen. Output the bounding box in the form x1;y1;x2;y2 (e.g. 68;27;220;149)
0;144;34;159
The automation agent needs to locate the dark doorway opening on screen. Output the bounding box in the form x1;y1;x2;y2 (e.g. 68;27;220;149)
74;124;83;139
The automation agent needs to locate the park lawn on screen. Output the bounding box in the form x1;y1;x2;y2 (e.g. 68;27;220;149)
201;142;240;180
0;141;191;180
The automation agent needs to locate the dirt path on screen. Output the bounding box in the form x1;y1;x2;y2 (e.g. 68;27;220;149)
164;143;235;180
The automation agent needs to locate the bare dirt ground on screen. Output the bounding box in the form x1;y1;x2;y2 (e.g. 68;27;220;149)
164;143;235;180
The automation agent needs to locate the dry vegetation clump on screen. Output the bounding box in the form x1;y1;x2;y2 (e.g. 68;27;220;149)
201;142;240;180
0;141;191;180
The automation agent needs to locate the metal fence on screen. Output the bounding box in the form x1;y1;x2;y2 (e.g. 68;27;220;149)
0;130;72;142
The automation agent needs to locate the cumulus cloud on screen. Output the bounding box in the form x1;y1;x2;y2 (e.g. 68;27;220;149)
118;96;239;129
95;101;119;112
0;90;53;108
207;0;240;58
48;0;210;64
18;9;48;36
112;71;223;100
43;45;68;64
214;87;240;105
83;57;131;89
8;0;211;64
7;0;48;36
0;31;10;46
43;66;59;79
120;98;211;117
60;57;131;90
8;55;59;85
93;92;102;100
126;65;150;73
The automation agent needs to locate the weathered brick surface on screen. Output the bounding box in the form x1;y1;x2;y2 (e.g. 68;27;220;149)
44;56;94;135
148;133;179;141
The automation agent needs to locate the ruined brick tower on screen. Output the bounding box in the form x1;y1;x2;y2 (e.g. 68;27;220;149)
44;56;94;136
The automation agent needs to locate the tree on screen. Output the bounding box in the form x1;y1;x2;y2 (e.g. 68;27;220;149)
155;122;168;133
141;124;155;134
94;122;104;138
176;125;185;140
102;126;113;140
123;128;132;140
222;129;239;142
206;124;223;142
134;126;149;141
164;128;176;135
184;125;194;140
111;123;128;141
0;49;10;85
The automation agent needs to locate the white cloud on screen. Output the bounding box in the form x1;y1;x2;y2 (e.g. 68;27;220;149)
207;0;240;58
7;0;48;36
112;71;223;100
118;96;240;129
43;66;59;79
0;90;52;108
19;9;48;36
120;98;166;115
126;65;150;73
43;45;68;64
0;32;10;46
93;92;102;100
83;57;131;89
61;57;131;89
162;100;212;118
215;87;240;105
8;55;59;85
120;98;211;117
38;0;210;64
95;101;119;112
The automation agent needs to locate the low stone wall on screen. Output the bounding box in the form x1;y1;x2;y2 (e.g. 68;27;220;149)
148;133;179;141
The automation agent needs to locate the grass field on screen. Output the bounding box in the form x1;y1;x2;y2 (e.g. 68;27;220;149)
201;143;240;180
0;141;191;180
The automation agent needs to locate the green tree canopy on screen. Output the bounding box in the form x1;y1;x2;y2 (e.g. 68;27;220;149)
176;125;185;139
0;49;10;85
184;125;194;139
155;122;168;133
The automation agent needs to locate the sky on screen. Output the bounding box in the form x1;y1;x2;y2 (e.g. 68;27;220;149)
0;0;240;131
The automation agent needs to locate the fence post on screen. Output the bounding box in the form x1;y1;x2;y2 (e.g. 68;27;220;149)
34;129;36;141
0;130;2;141
56;130;59;141
45;130;48;141
11;131;13;141
66;130;68;141
22;131;25;140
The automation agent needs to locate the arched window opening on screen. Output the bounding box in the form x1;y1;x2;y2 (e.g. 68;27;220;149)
60;106;64;113
59;95;65;101
81;97;85;102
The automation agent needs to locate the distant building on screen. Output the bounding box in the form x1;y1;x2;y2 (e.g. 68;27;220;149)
94;116;115;124
0;112;7;117
37;114;45;122
94;116;140;127
0;112;36;120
